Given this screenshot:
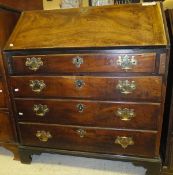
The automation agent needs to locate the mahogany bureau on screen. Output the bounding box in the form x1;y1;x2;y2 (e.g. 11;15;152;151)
3;3;169;175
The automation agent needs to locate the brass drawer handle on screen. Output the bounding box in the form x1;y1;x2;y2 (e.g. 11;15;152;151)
76;128;86;138
116;80;136;94
36;131;52;142
29;80;46;93
115;136;134;149
75;79;85;89
117;55;137;71
116;108;135;121
33;104;49;117
72;56;83;68
25;57;43;71
76;104;85;113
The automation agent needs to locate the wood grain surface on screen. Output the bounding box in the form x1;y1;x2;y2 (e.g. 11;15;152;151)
19;123;158;158
15;99;160;130
5;3;167;50
11;53;156;74
10;76;162;101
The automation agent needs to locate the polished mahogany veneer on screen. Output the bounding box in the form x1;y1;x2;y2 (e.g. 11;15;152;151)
5;4;167;50
11;76;162;101
15;99;160;130
19;123;157;158
11;53;156;74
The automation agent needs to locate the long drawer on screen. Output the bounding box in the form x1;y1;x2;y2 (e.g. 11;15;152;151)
11;53;156;74
0;112;13;142
15;99;160;130
0;80;7;108
19;123;157;157
11;76;162;101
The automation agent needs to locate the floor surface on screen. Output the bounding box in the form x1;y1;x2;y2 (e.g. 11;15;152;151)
0;147;146;175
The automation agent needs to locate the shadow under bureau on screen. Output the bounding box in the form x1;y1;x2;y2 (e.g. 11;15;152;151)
3;3;169;175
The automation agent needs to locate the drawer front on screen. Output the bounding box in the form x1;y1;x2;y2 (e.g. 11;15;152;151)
0;112;14;142
11;53;156;74
0;81;7;108
15;99;160;130
11;76;162;101
19;123;157;157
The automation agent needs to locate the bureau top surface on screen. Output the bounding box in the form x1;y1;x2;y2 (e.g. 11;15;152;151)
5;3;168;50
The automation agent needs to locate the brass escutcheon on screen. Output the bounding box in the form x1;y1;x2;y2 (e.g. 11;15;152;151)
76;104;85;113
72;56;84;68
116;108;135;121
33;104;49;117
75;79;85;89
25;57;43;71
116;55;137;71
29;80;46;93
116;80;136;94
36;130;52;142
115;136;134;149
76;128;86;138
